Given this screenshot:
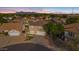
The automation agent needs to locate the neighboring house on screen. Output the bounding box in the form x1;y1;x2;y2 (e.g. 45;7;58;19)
60;18;66;24
29;26;46;36
3;17;13;22
28;17;49;36
29;19;49;26
0;20;22;36
64;23;79;40
51;17;66;24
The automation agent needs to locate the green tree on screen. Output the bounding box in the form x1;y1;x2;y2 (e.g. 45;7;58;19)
66;17;78;24
0;17;8;25
44;22;64;38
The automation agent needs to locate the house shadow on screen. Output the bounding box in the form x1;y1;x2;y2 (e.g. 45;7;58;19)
0;43;52;51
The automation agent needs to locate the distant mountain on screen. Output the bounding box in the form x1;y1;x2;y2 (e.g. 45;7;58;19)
15;11;65;14
16;11;37;14
0;9;75;14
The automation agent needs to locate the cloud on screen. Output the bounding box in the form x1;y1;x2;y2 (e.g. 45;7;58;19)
0;9;16;13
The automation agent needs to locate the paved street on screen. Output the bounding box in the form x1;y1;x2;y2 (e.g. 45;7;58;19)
0;33;62;50
1;43;52;51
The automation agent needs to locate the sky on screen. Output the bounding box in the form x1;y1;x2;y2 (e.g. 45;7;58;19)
0;7;79;13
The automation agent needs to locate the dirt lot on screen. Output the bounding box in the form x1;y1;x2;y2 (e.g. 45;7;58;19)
0;34;26;48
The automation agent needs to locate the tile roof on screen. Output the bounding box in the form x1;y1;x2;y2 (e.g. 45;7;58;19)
64;23;79;33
